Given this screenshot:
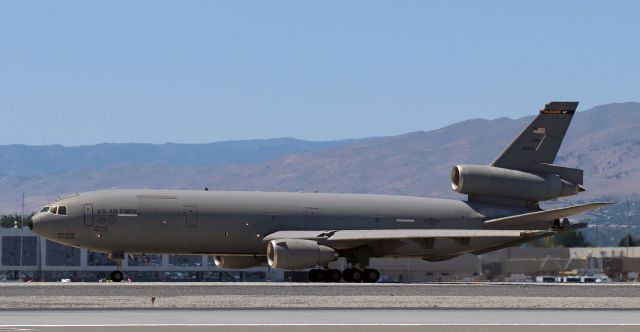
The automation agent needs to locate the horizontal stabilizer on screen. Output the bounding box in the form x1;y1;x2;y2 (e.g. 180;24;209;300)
524;163;584;185
483;202;611;229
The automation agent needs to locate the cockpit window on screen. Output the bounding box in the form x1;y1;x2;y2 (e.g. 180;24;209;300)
40;206;50;213
50;206;58;214
58;206;67;215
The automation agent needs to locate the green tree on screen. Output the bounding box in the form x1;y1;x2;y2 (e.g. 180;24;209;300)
618;234;637;247
556;231;591;248
0;214;22;228
0;213;35;228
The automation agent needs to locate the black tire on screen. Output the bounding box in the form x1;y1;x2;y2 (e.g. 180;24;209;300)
308;269;325;282
110;271;123;282
315;269;326;282
351;269;363;283
327;269;342;283
363;269;380;283
307;269;317;282
342;268;354;282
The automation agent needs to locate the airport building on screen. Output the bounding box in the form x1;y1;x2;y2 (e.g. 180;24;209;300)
2;227;640;282
0;228;281;282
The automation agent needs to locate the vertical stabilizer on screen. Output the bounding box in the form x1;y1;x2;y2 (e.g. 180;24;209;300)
492;101;578;176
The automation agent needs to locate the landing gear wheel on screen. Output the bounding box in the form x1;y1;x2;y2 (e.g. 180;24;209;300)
363;269;380;283
110;270;124;282
343;268;363;283
342;268;354;282
351;269;363;283
308;269;318;282
308;269;326;282
327;269;342;283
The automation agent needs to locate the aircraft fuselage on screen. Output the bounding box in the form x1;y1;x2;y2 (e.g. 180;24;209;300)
31;189;535;258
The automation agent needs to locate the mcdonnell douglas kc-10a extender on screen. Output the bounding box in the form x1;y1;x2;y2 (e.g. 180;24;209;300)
29;101;609;282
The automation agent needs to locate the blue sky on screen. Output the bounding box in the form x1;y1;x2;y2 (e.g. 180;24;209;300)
1;1;639;145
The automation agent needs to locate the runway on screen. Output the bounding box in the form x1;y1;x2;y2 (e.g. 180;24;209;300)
3;284;639;331
1;309;639;332
4;282;640;297
2;282;640;309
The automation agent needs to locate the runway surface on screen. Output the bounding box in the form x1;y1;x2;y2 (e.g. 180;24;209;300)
1;309;639;332
2;282;640;309
3;284;639;331
4;282;640;297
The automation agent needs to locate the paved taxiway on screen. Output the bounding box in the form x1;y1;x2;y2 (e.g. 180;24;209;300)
1;309;639;332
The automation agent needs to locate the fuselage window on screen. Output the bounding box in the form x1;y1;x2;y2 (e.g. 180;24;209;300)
58;206;67;215
40;206;50;213
50;206;58;214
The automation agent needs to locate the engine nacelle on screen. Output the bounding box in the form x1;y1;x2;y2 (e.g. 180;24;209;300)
267;239;337;270
451;164;580;202
213;255;265;269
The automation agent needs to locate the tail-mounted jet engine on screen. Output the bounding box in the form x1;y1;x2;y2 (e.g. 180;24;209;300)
213;255;265;269
451;164;581;202
267;239;338;270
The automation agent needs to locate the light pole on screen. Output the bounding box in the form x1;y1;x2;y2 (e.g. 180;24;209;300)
626;199;631;257
19;192;25;281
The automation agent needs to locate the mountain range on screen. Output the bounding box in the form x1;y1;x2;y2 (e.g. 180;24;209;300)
1;102;639;214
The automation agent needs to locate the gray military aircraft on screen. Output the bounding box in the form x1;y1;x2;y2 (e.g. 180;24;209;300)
30;101;608;282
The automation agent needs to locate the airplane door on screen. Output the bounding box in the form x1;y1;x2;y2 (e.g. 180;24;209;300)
184;205;198;229
83;204;94;226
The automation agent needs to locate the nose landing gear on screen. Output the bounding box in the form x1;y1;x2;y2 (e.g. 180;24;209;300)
110;270;124;282
108;251;125;282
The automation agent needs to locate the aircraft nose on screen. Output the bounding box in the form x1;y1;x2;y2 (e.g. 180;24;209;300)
29;213;46;235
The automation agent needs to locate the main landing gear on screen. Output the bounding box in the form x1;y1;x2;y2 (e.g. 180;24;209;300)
307;268;380;283
308;268;342;282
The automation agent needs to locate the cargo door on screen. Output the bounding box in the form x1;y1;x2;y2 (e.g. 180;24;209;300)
83;204;94;226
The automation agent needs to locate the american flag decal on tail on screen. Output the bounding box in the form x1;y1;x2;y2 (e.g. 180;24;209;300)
532;127;546;134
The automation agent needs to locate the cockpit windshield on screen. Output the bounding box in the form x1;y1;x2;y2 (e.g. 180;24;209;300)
41;205;67;215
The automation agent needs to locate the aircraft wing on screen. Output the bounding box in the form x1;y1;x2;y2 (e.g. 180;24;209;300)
483;202;611;229
264;229;550;243
263;228;565;261
471;222;587;255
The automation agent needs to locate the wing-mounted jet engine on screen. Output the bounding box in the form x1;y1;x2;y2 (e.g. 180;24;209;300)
266;239;338;270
